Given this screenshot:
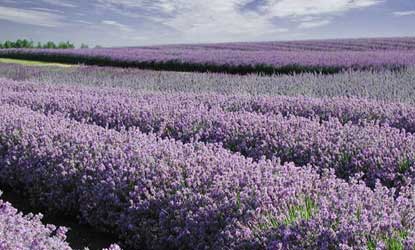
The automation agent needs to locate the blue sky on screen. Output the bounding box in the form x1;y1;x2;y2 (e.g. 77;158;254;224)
0;0;414;47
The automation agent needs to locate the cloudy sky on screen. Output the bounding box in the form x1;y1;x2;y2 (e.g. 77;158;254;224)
0;0;414;47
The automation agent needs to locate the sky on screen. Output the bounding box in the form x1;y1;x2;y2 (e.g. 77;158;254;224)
0;0;414;47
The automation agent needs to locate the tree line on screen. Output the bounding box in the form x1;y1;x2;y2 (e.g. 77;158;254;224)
0;39;89;49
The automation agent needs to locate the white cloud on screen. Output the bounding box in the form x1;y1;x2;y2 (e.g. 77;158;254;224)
77;20;93;25
298;19;331;29
261;0;382;17
29;7;65;14
94;0;382;42
159;0;279;41
40;0;77;8
393;10;415;16
0;6;64;27
96;0;175;13
101;20;134;32
0;0;383;45
96;0;280;42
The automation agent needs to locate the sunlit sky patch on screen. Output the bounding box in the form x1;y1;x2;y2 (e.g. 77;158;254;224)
0;0;414;47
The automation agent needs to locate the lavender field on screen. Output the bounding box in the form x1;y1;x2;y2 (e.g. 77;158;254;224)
1;37;415;250
2;37;415;74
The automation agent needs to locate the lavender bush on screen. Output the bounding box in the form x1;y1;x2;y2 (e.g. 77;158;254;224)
1;63;415;104
0;104;414;249
162;37;415;52
1;37;415;74
1;37;415;249
0;192;72;250
2;79;415;189
3;77;415;133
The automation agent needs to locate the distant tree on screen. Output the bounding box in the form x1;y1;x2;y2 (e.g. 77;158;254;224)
58;41;68;49
0;39;78;49
43;41;57;49
14;39;22;48
6;40;15;48
3;41;13;49
14;39;34;48
66;41;75;49
95;45;103;49
57;41;75;49
80;43;89;49
26;39;34;48
69;42;75;49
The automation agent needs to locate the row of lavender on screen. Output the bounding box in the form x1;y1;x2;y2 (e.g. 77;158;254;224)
1;42;415;74
2;63;415;104
0;103;414;249
0;192;121;250
2;79;415;190
4;77;415;133
161;37;415;52
0;192;72;250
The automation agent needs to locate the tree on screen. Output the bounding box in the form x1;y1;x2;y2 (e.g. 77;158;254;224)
57;41;75;49
58;41;68;49
67;41;75;49
15;39;22;48
44;41;57;49
0;39;78;49
80;43;89;49
15;39;33;48
26;39;34;48
3;41;13;49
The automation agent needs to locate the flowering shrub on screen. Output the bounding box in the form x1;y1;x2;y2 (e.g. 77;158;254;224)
0;192;72;250
2;37;415;74
0;104;413;249
1;79;415;190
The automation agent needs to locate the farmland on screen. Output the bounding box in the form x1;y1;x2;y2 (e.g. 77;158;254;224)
1;37;415;74
0;58;73;67
0;37;415;250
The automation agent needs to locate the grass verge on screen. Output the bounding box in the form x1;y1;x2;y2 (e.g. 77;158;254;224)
0;57;73;67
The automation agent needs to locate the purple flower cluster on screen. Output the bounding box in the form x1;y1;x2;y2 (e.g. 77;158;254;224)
2;63;415;104
0;104;414;249
163;37;415;52
0;191;72;250
3;77;415;133
1;79;415;189
1;37;415;73
221;95;415;133
2;48;415;69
